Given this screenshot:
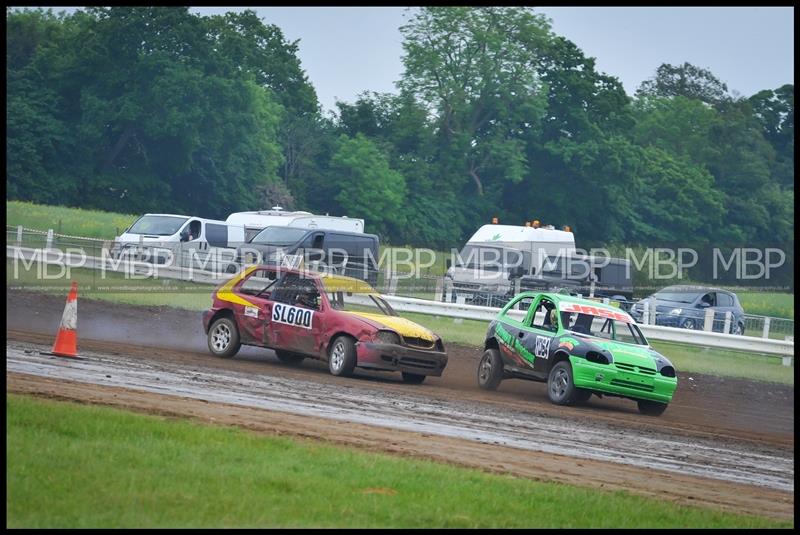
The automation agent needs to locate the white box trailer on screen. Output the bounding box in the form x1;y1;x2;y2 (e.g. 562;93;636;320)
226;206;364;241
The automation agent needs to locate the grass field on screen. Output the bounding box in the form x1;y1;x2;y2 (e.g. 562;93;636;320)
7;200;137;239
737;291;795;320
6;394;790;529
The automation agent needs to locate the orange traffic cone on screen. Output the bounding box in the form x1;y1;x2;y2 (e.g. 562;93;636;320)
50;281;79;358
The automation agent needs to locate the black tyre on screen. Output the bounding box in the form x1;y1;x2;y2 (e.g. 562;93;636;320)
401;372;426;384
477;348;504;391
328;336;356;377
731;322;745;336
637;399;668;416
207;317;241;358
547;360;581;406
573;388;593;405
681;318;697;330
275;350;305;366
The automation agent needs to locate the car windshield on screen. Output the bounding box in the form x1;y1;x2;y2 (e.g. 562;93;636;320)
541;256;592;278
326;290;397;317
557;305;647;346
318;274;394;315
127;215;189;236
250;226;308;245
456;245;522;272
652;291;700;303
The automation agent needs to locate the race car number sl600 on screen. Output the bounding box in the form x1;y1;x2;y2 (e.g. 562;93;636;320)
272;303;314;329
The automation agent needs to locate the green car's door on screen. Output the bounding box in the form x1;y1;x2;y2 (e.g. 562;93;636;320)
520;295;562;377
494;294;559;380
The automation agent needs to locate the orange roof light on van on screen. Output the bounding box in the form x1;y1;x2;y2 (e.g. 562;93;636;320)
532;220;540;228
491;217;498;224
563;225;571;232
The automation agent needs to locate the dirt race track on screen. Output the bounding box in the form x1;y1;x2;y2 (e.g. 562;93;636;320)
5;289;795;520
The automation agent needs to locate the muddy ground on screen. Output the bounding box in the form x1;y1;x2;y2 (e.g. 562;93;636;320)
7;289;793;445
5;289;795;519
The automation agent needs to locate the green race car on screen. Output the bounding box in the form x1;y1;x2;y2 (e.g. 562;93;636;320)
478;292;678;416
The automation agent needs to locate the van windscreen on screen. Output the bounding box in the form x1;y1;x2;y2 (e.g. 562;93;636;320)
127;215;189;236
456;245;523;271
250;226;308;245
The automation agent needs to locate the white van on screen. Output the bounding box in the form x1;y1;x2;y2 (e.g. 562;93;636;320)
226;206;364;241
111;213;246;272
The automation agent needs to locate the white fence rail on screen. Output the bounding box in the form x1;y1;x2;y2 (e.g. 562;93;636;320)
7;242;794;360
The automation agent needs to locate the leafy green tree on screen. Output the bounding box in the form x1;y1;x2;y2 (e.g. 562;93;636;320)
507;32;637;244
749;84;794;189
631;95;719;165
636;62;731;105
330;134;407;238
6;7;288;218
629;146;724;242
6;9;72;203
400;7;550;197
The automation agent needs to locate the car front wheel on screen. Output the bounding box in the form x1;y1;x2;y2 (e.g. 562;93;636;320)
401;372;426;384
328;336;356;377
547;360;582;406
477;348;504;391
637;399;668;416
207;317;241;358
681;318;697;330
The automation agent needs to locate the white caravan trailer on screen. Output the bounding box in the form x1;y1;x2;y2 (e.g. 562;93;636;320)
226;206;364;241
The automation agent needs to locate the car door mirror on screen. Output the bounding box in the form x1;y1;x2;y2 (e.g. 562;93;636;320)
698;301;710;308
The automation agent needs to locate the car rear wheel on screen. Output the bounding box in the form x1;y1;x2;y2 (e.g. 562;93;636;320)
207;317;241;358
477;348;504;391
401;372;426;384
275;350;305;365
547;361;581;406
681;318;697;330
731;322;744;335
328;336;356;377
637;399;668;416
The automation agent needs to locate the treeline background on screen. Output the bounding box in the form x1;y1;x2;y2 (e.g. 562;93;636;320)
6;7;794;250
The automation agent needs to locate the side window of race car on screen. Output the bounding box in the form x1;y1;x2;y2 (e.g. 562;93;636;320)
239;270;278;296
271;273;321;310
530;299;558;332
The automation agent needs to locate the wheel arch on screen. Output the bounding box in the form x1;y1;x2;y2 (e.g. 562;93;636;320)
548;349;572;374
206;308;235;333
327;332;359;358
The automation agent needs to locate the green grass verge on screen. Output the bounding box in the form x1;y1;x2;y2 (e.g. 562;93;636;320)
737;291;795;319
649;341;794;385
6;200;138;239
6;261;793;385
6;394;790;528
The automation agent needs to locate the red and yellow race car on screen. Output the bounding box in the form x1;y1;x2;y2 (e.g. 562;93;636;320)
202;265;448;383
